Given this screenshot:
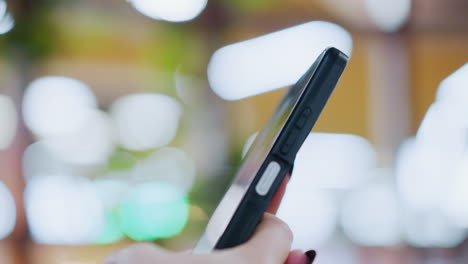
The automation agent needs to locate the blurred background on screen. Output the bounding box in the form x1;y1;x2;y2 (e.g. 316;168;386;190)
0;0;468;263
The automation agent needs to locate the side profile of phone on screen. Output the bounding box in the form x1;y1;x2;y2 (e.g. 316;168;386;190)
193;47;348;253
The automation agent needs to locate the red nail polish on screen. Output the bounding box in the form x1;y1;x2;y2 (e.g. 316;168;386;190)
305;250;316;264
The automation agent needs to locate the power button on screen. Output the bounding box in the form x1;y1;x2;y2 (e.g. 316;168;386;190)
255;161;281;196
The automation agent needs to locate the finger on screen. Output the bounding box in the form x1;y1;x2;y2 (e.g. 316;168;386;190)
266;173;290;214
104;243;230;264
103;243;172;264
236;213;293;264
285;250;307;264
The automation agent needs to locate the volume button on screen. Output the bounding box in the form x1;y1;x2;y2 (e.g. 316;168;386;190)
295;107;312;128
280;129;298;155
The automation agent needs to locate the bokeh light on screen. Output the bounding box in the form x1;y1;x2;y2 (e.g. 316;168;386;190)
0;14;13;35
110;93;183;151
416;102;467;156
42;110;115;165
394;63;468;248
313;242;359;264
208;21;353;100
442;154;468;228
278;190;337;249
132;147;196;193
94;179;130;208
364;0;411;32
293;133;377;189
419;64;468;155
0;0;5;17
0;0;14;35
395;138;456;211
341;174;402;247
94;179;131;244
118;182;189;241
93;179;130;244
0;181;16;240
436;63;468;104
22;76;97;138
24;174;105;245
130;0;208;23
403;209;467;248
0;95;17;150
23;141;76;182
95;209;125;244
93;178;132;244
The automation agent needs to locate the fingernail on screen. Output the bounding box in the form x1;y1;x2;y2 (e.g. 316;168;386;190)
305;250;316;264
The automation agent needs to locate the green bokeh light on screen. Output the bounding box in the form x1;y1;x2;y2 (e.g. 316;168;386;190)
95;208;125;244
118;182;189;241
108;151;138;171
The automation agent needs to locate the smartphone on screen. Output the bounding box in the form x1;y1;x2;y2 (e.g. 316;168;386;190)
194;47;348;253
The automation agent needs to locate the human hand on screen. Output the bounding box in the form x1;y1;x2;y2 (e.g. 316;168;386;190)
103;213;315;264
104;175;316;264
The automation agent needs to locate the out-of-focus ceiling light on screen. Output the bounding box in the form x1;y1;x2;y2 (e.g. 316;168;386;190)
22;141;93;183
95;207;125;244
208;21;352;100
118;182;189;241
110;93;183;151
292;133;376;190
22;76;97;137
395;138;455;211
93;179;130;244
0;0;6;17
442;154;468;228
341;176;402;246
365;0;411;32
395;63;468;248
436;63;468;110
130;0;208;23
278;190;337;249
94;179;131;209
0;13;13;35
417;64;468;154
42;110;115;165
416;102;467;156
0;95;17;150
309;242;359;264
24;174;105;245
131;147;196;194
404;209;467;248
0;0;14;35
0;181;16;240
